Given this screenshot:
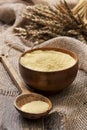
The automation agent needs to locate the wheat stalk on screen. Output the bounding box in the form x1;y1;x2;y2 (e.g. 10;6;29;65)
14;1;87;46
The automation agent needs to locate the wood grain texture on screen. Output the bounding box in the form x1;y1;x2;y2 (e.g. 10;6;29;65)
0;95;43;130
0;95;64;130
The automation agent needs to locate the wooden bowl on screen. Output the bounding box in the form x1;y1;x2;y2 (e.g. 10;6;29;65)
19;48;78;94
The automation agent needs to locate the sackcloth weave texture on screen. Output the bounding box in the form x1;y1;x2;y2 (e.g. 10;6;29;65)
38;37;87;130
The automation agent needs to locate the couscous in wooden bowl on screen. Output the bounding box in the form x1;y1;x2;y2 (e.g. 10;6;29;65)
19;47;78;95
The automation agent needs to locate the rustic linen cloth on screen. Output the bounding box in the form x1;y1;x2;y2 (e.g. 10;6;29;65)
0;1;87;130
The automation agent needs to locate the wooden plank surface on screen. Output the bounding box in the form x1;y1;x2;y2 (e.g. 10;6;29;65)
0;95;64;130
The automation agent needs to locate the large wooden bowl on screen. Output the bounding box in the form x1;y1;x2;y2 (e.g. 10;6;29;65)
19;48;78;94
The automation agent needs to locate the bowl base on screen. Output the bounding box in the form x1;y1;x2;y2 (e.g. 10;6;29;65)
26;84;63;96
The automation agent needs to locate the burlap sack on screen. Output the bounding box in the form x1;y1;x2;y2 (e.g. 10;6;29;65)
37;36;87;130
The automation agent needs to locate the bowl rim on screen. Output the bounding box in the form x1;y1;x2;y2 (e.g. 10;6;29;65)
19;47;78;73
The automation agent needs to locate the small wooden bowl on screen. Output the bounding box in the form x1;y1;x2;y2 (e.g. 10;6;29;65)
19;47;78;94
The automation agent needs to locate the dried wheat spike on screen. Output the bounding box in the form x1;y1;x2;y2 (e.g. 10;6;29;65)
14;1;87;46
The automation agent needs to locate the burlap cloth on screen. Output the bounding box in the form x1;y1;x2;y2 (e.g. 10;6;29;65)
0;1;87;130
